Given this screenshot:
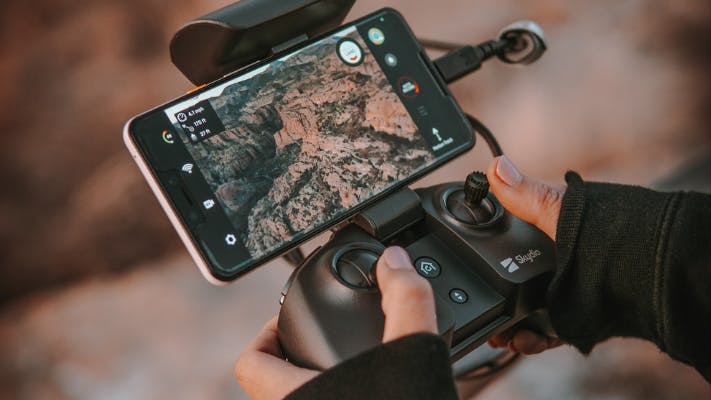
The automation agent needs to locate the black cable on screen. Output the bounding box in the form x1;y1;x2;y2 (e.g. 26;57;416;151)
419;38;468;52
425;40;506;157
466;113;503;157
432;39;510;83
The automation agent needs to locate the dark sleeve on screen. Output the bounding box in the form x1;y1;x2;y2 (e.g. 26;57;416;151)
286;333;457;400
550;171;711;381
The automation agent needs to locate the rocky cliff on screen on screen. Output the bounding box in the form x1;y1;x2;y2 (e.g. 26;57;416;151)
186;32;433;257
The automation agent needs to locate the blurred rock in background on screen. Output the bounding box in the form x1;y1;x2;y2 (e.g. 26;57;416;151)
0;0;708;399
0;0;216;303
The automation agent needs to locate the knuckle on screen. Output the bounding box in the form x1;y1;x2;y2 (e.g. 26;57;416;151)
533;184;563;228
536;184;563;211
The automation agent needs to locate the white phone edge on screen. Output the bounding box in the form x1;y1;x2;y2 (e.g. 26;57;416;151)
122;118;228;286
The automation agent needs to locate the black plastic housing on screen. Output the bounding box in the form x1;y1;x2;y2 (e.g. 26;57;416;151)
170;0;355;85
279;185;556;370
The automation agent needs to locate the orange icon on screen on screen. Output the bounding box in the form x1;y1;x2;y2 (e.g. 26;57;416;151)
398;77;420;98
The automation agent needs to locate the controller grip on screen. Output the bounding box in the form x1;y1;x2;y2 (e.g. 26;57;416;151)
277;241;456;370
276;182;559;369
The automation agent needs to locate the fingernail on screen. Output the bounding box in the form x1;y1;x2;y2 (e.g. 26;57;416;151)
508;341;519;353
496;155;522;187
382;247;411;270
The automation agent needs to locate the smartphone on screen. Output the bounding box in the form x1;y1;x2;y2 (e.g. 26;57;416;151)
124;8;475;284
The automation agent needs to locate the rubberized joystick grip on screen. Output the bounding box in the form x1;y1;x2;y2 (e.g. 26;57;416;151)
446;172;500;226
464;172;489;205
335;249;379;288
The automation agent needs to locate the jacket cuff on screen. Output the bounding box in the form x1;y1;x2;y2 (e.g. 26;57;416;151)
286;333;456;400
548;172;672;353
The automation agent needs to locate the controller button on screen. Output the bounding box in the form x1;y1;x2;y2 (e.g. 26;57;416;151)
449;288;468;304
335;249;379;288
414;257;441;278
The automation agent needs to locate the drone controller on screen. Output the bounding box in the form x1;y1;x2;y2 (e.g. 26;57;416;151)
167;0;553;374
278;172;556;370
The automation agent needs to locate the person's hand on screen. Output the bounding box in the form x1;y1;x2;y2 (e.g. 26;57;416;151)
486;155;565;354
234;246;437;399
234;316;318;399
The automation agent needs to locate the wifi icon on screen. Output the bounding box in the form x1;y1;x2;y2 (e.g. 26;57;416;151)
181;163;194;174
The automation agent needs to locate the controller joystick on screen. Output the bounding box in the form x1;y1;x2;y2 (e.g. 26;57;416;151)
445;172;501;226
334;248;379;289
463;171;490;205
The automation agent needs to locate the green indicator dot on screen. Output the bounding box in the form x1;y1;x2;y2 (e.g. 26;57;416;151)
380;17;385;22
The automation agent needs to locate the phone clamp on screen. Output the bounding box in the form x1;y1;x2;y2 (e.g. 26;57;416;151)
170;0;356;86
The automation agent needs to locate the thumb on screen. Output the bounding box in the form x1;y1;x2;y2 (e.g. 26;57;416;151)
376;247;438;343
486;155;564;240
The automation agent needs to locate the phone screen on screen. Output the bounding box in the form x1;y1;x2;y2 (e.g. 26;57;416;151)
127;9;474;281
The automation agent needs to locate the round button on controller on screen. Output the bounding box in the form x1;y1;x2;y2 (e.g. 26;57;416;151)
335;249;379;289
449;288;468;304
414;257;441;279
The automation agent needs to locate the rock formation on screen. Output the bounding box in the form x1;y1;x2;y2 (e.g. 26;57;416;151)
186;32;434;257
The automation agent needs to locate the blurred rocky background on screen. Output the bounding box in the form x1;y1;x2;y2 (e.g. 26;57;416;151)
0;0;708;399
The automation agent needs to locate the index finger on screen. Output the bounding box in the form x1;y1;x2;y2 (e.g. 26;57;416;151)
243;316;282;358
